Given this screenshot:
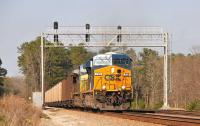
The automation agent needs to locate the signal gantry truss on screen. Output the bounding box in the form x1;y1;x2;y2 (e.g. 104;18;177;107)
43;25;166;47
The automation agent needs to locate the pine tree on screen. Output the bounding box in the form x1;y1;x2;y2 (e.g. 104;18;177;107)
0;58;7;96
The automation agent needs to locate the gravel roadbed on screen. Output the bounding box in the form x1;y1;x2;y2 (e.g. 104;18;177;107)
41;108;165;126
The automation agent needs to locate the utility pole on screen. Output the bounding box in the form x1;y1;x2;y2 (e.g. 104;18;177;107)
41;34;44;108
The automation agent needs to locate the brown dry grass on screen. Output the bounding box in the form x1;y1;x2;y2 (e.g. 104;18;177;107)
0;95;42;126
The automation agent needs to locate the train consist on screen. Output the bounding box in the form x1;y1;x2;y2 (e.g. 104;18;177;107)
45;52;133;110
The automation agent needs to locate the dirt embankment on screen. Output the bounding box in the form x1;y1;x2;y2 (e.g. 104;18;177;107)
0;95;165;126
0;95;42;126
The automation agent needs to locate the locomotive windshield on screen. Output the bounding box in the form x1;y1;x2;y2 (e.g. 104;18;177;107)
93;54;112;66
112;54;132;69
92;53;132;68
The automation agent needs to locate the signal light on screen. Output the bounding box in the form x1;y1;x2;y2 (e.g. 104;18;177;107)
117;25;122;42
117;25;122;30
86;23;90;30
54;34;58;42
54;21;58;29
85;24;90;42
85;34;90;42
53;22;58;42
117;35;121;42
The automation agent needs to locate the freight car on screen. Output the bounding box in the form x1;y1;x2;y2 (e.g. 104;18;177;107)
45;52;133;110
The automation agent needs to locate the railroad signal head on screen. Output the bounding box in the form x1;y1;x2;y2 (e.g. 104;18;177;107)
85;24;90;42
86;23;90;30
117;25;122;42
54;34;58;42
117;35;121;42
117;25;122;30
54;21;58;29
85;34;90;42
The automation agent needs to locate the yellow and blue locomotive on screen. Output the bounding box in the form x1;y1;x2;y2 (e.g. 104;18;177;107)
74;52;133;110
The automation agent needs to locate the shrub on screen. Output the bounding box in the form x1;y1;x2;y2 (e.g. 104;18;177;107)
0;95;42;126
0;115;6;126
186;100;200;111
131;99;145;109
153;101;163;110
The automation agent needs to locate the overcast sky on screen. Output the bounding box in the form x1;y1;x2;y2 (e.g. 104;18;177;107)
0;0;200;76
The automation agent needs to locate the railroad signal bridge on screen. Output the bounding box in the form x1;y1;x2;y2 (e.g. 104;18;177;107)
41;23;170;109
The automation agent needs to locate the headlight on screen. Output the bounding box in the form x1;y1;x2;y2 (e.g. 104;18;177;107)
111;67;115;73
94;72;103;76
122;85;126;90
102;85;106;90
124;73;129;76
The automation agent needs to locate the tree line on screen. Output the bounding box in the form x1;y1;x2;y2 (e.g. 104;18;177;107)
17;37;95;98
16;37;200;110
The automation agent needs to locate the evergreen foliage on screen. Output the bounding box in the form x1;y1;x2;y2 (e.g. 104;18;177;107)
0;58;7;96
17;37;94;94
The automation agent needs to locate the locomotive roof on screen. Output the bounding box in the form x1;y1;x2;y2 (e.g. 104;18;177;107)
93;52;131;60
81;52;132;69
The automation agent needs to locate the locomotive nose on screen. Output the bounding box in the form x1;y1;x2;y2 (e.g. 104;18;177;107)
116;69;121;81
116;69;121;77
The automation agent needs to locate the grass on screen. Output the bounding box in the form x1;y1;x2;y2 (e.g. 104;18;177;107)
0;116;6;126
0;95;42;126
186;100;200;111
131;99;145;109
41;113;51;119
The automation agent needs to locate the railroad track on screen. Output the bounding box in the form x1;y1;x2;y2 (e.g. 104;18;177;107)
158;110;200;117
50;107;200;126
101;111;200;126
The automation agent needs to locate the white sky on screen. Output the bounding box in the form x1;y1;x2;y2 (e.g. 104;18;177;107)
0;0;200;76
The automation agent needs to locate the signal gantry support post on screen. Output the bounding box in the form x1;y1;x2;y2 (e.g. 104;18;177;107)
41;33;44;108
162;33;170;109
40;24;170;109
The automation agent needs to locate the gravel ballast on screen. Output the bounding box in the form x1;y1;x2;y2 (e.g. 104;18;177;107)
41;108;165;126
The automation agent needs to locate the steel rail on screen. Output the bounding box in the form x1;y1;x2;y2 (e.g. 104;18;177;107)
102;111;200;126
